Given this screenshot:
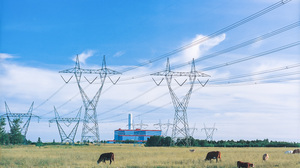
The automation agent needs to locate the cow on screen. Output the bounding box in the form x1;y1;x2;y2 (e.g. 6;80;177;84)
293;149;300;154
97;152;114;164
189;149;195;152
205;151;221;162
262;153;269;161
237;161;254;168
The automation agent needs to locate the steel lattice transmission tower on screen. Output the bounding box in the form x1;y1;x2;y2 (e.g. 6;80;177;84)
49;107;82;144
135;120;148;129
190;123;198;137
59;55;121;144
1;102;40;143
154;119;173;137
201;123;217;141
151;58;210;146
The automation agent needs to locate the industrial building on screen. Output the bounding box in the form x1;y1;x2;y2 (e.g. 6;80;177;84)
113;113;162;142
114;128;162;142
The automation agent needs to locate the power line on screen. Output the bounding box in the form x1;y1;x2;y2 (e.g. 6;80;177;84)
33;83;67;111
99;83;185;121
119;0;293;73
99;85;157;116
116;21;299;82
174;21;300;69
209;71;300;86
37;82;115;119
209;63;300;83
201;41;300;71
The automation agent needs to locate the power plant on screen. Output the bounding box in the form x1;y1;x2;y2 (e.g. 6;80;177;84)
113;113;161;143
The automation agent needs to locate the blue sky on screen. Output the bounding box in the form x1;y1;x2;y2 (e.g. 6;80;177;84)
1;0;300;142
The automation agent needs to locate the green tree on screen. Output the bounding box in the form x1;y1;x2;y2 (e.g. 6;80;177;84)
0;118;9;144
9;118;23;144
162;136;173;146
145;136;174;147
145;136;162;146
36;137;43;147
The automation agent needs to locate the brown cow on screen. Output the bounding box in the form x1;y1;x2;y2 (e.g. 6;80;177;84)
293;149;300;154
97;152;114;164
205;151;221;162
262;153;269;161
237;161;254;168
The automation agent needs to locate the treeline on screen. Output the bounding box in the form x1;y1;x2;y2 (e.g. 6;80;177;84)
145;136;300;147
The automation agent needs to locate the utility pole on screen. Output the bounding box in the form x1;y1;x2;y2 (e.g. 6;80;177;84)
151;58;209;146
59;55;121;144
201;123;217;141
49;107;82;144
2;102;40;143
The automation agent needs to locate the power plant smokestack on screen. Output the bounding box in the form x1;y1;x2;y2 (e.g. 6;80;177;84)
128;113;132;130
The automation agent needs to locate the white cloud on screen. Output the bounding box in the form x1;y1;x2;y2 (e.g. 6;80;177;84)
170;34;226;67
72;50;95;64
0;53;14;60
113;51;125;57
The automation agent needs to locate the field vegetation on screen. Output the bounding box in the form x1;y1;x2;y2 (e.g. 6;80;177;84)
1;144;299;167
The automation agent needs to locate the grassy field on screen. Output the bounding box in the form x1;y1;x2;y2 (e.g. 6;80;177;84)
0;144;299;167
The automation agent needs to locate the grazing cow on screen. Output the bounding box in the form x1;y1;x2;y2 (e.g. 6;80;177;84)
205;151;221;162
237;161;254;168
97;152;114;164
293;149;300;154
262;153;269;161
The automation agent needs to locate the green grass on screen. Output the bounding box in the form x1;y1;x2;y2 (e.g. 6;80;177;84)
0;144;299;167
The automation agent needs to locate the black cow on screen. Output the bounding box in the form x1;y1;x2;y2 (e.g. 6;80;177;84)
237;161;254;168
205;151;221;162
293;149;300;154
97;152;114;164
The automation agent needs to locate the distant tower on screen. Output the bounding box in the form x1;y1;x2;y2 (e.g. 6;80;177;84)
201;123;217;141
163;119;173;137
190;123;198;137
154;119;173;137
49;107;82;144
154;120;163;130
151;58;210;146
128;113;132;130
135;120;148;129
2;102;40;143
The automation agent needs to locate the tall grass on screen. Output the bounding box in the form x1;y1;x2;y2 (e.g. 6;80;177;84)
0;144;299;167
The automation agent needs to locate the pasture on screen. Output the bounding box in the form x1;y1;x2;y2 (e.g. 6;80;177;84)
0;144;299;167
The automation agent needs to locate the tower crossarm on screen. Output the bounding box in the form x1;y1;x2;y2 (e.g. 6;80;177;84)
59;67;121;75
2;113;39;118
151;71;210;77
49;118;81;123
59;55;121;75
